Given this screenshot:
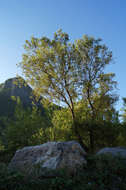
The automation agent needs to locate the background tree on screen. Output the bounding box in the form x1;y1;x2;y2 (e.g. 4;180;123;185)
117;98;126;146
4;99;52;151
121;98;126;123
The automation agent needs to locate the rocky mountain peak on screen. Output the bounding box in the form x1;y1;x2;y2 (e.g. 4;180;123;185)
0;76;42;117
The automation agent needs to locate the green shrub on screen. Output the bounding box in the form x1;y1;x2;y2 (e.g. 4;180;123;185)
0;154;126;190
0;163;25;190
0;150;14;163
84;154;126;189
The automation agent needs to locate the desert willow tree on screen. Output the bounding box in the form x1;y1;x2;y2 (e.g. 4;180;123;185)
19;30;117;152
19;30;88;150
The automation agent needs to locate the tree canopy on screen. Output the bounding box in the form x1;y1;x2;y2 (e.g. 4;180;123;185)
19;29;118;152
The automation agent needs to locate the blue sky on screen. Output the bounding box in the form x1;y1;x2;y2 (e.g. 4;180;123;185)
0;0;126;111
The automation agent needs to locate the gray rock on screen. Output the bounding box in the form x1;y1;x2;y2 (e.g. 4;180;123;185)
9;141;87;177
96;147;126;158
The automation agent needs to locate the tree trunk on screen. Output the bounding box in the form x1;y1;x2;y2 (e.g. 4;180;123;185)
74;123;89;152
71;110;89;152
87;88;96;153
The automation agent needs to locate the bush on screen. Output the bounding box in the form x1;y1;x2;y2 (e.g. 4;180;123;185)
0;150;14;163
84;154;126;189
0;163;25;190
0;154;126;190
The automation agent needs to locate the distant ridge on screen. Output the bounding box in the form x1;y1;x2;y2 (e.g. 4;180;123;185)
0;76;43;117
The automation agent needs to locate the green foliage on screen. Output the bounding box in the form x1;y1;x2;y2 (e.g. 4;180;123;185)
52;108;73;141
121;97;126;123
117;98;126;146
4;101;52;151
1;155;126;190
19;29;78;106
117;123;126;146
19;29;118;152
0;150;14;163
52;104;120;151
0;163;25;190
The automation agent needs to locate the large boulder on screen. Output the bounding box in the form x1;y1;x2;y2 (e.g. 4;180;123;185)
96;147;126;158
9;141;87;177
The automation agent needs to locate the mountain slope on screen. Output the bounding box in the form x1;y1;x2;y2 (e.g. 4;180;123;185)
0;77;44;117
